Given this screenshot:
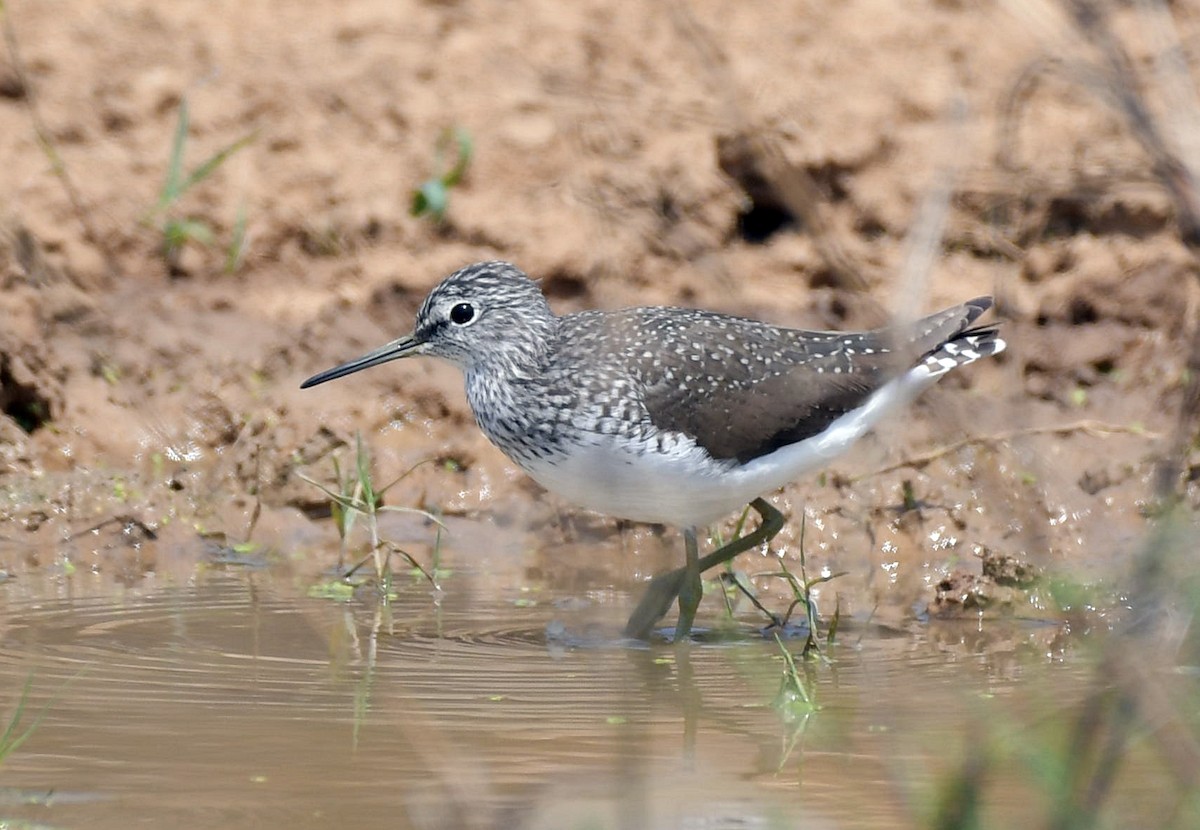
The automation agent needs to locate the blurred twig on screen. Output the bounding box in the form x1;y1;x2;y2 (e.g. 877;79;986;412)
854;419;1156;482
1002;0;1200;501
1056;0;1200;502
996;4;1200;827
1064;0;1200;245
893;96;969;329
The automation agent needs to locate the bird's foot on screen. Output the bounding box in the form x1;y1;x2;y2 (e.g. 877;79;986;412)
622;499;786;640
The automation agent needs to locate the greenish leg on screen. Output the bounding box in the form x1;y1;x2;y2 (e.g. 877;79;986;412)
694;497;785;574
674;529;703;643
623;498;787;640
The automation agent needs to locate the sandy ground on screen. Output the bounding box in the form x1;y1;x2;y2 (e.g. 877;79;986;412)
1;0;1197;618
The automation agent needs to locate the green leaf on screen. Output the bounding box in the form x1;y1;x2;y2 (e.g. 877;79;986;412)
410;127;472;222
166;218;214;246
354;432;377;506
225;201;249;274
440;127;473;187
178;130;258;195
158;97;191;211
411;180;447;219
1;672;80;765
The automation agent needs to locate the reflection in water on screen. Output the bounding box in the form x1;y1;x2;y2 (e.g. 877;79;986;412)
0;563;1128;830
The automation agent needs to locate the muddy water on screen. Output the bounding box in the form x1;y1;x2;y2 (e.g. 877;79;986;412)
0;532;1125;830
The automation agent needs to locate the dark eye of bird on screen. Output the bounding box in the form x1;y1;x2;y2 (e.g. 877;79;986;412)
450;303;475;325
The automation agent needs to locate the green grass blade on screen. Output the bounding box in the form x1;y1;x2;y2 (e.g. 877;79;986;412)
167;218;214;246
294;472;366;515
1;671;81;764
225;201;249;274
441;127;473;187
344;478;363;539
430;524;443;575
157;97;191;211
354;433;377;507
825;598;840;646
0;675;33;759
376;457;437;498
178;130;257;196
377;504;448;530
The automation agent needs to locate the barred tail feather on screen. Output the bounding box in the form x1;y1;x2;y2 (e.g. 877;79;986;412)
916;325;1006;379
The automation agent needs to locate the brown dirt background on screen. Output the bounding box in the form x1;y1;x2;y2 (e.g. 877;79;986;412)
1;0;1196;617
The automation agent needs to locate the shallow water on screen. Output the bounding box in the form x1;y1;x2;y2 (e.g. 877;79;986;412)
0;536;1161;829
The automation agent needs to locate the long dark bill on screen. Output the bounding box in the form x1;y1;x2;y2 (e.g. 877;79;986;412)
300;334;421;388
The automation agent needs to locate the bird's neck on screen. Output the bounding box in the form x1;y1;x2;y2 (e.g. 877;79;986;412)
463;314;558;434
479;312;557;379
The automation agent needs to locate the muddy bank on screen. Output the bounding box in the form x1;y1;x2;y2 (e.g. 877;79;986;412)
0;2;1195;623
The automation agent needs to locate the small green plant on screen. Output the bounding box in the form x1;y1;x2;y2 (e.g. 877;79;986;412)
717;510;846;654
772;633;818;714
299;433;445;598
410;127;473;223
771;632;820;770
224;201;250;274
716;503;757;621
773;514;847;658
146;96;256;272
1;674;65;766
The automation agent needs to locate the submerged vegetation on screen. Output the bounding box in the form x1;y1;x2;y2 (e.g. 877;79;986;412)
0;677;48;767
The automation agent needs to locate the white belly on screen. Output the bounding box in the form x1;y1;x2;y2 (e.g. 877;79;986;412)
521;438;745;528
519;369;926;529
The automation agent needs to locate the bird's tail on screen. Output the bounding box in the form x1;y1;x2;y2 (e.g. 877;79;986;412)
916;324;1006;380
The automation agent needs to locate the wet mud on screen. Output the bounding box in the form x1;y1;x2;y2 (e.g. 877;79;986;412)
1;2;1198;827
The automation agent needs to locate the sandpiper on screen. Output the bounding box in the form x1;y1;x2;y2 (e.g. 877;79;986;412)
302;260;1005;640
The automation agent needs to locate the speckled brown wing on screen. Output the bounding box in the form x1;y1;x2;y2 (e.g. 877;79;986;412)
629;299;994;464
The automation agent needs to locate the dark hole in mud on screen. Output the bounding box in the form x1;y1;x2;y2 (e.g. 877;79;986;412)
656;189;681;225
296;500;333;520
1045;196;1089;237
0;359;52;434
808;266;845;291
736;202;794;243
828;294;849;322
717;131;801;244
1068;296;1099;325
541;269;589;301
102;109;133;133
854;212;887;238
727;161;850;244
0;71;25;99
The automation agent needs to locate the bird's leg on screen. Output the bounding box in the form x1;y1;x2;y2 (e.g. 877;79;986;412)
696;497;785;573
623;498;786;640
622;569;687;640
674;529;703;642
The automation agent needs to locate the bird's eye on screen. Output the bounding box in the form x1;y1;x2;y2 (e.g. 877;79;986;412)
449;303;476;325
